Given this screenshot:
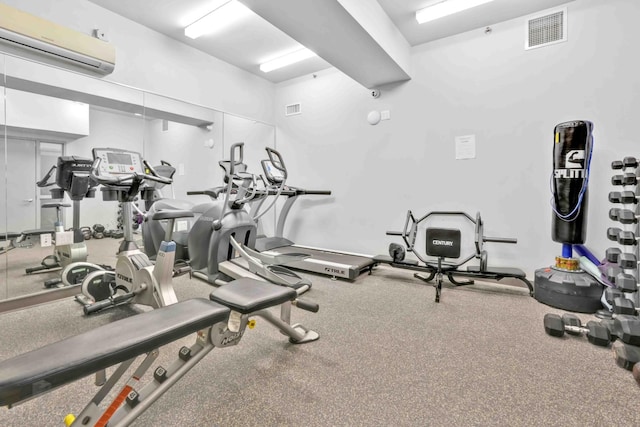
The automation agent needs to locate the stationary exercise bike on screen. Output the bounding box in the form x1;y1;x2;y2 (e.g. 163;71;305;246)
24;156;98;288
63;147;193;314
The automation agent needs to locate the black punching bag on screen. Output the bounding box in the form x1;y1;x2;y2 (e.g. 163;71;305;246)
535;120;601;314
551;120;593;244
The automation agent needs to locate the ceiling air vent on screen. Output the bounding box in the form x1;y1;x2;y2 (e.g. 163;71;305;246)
285;103;301;116
525;7;567;50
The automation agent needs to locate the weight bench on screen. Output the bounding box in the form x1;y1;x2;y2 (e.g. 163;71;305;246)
448;266;534;295
0;278;319;426
379;210;534;298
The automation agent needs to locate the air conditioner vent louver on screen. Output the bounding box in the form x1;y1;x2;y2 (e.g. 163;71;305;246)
0;3;115;74
285;103;301;116
526;8;567;50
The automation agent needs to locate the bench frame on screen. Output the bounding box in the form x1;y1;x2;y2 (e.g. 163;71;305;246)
0;279;319;426
376;210;534;298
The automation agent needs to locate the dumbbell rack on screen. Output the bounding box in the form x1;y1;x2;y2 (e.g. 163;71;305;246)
607;156;640;312
542;159;640;382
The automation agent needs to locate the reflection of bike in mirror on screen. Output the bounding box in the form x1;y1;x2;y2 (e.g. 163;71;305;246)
60;147;193;315
24;156;100;288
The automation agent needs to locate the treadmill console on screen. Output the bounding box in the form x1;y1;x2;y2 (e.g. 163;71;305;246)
92;148;144;178
261;160;285;185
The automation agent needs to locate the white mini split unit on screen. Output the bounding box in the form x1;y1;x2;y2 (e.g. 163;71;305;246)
0;3;116;74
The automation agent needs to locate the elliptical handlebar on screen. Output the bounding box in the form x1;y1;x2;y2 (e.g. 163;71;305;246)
142;160;173;185
36;165;57;188
265;147;288;180
228;142;244;178
252;147;290;222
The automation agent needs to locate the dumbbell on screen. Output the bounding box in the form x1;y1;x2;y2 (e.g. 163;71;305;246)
543;313;610;346
612;157;639;170
609;208;640;224
589;317;640;365
610;315;640;345
609;191;638;204
618;252;639;269
613;297;637;315
602;287;636;314
606;247;622;263
614;341;640;371
609;208;621;221
612;173;638;186
607;227;623;242
604;266;637;293
608;227;640;246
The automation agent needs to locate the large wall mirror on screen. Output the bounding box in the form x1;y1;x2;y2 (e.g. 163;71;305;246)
0;53;275;310
0;53;6;300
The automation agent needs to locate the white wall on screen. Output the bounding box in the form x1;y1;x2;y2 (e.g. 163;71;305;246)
4;89;89;137
143;115;224;203
274;0;640;275
0;0;275;123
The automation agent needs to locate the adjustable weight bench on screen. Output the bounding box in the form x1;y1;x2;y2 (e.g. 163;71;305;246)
0;278;319;426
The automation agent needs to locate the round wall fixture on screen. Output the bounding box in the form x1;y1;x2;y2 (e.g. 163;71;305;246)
367;110;381;125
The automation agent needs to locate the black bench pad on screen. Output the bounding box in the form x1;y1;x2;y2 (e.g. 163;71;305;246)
0;298;229;407
210;278;296;314
0;232;21;240
21;229;55;236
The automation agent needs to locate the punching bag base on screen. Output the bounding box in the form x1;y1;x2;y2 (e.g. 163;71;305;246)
534;267;603;313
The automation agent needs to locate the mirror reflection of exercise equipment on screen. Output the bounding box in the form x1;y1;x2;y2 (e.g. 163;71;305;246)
0;72;223;309
25;156;97;288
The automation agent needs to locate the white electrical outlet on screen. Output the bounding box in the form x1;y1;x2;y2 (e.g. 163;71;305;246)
40;233;52;247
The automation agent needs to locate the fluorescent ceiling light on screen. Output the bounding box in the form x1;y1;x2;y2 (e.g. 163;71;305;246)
260;48;317;73
184;0;250;39
416;0;494;24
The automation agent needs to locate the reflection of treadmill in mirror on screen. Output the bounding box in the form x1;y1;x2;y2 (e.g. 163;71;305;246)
255;159;376;281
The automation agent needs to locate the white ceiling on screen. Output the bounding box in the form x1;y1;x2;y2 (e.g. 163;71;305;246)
88;0;573;85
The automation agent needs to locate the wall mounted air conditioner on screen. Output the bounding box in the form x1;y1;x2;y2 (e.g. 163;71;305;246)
0;3;115;74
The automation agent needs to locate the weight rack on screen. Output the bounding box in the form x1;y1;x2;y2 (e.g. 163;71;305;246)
607;156;640;312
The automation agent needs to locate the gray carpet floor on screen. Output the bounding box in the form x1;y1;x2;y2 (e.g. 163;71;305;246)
0;239;638;426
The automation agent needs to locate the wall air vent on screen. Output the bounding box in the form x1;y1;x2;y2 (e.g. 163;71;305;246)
525;7;567;50
285;103;301;116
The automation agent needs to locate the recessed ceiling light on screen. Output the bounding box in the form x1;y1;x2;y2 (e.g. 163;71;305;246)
416;0;495;24
260;48;317;73
184;0;251;39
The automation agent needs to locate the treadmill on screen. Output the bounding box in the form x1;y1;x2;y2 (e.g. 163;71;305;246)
254;157;376;281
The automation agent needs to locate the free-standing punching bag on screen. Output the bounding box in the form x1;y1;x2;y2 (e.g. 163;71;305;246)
534;120;603;313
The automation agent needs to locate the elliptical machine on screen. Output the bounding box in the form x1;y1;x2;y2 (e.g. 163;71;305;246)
25;156;98;288
188;144;307;289
143;143;311;293
62;147;193;314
